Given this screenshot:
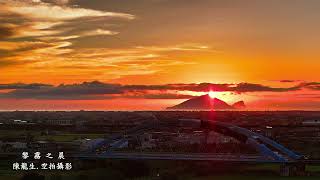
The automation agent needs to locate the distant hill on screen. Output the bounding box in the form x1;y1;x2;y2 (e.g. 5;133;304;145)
232;101;246;109
167;94;245;110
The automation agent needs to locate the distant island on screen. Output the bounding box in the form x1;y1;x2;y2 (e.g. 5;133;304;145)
167;94;246;110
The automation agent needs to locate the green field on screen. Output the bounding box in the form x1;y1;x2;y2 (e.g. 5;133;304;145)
36;133;106;142
0;164;320;180
0;130;106;142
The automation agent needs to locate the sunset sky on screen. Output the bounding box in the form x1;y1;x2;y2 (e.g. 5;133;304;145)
1;0;320;110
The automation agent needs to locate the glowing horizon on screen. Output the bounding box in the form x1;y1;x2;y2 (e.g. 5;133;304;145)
1;0;320;110
208;91;216;99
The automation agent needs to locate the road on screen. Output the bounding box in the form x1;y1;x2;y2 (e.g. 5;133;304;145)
77;152;283;162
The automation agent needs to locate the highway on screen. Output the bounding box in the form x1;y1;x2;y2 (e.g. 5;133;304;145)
87;119;303;164
77;152;282;162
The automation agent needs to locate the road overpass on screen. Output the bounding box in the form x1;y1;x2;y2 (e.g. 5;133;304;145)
77;118;307;176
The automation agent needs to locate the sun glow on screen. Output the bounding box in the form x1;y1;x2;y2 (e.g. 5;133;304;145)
208;91;216;99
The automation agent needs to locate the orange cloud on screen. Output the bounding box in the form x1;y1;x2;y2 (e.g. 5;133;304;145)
2;0;135;20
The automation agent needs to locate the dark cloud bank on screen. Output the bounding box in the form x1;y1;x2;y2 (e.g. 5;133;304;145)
0;81;319;100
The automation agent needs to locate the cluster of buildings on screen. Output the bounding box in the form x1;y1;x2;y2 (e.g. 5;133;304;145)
0;138;80;154
1;111;320;158
98;129;242;153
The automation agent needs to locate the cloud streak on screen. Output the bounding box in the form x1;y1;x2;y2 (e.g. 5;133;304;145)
0;0;140;75
0;83;52;89
0;0;134;40
2;0;134;21
1;1;208;79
